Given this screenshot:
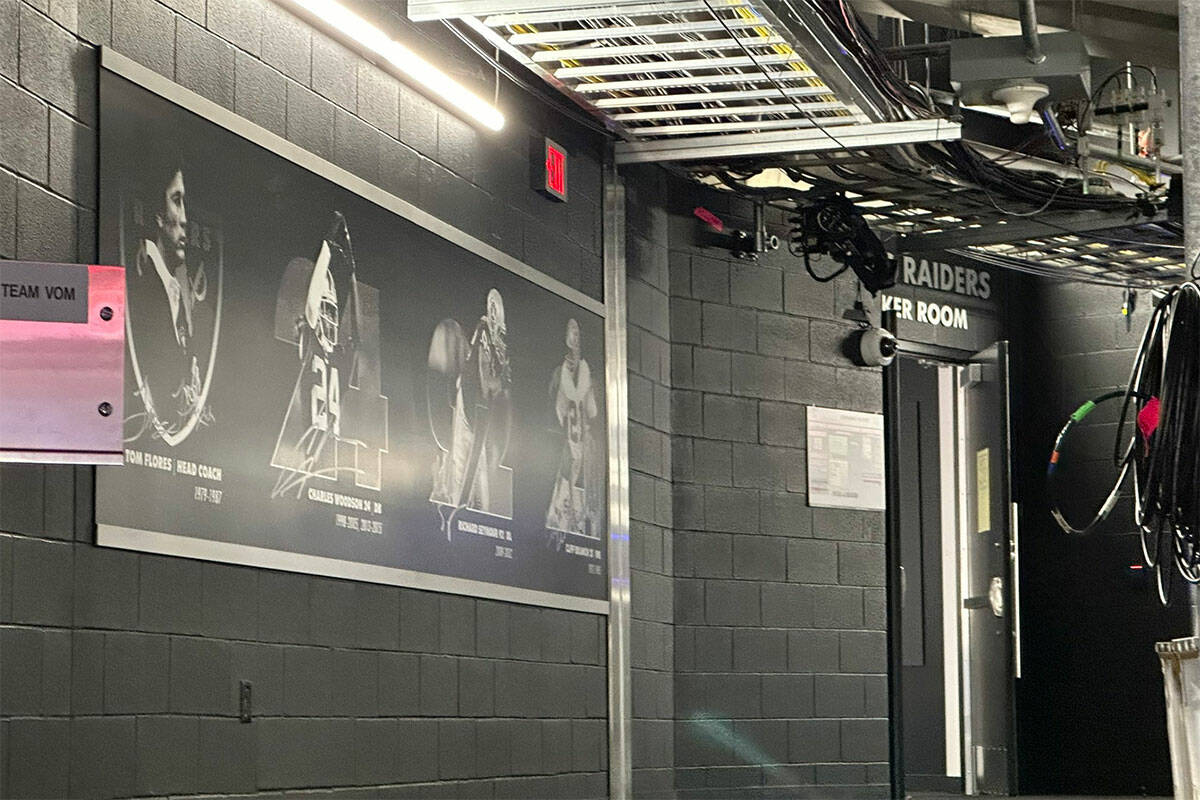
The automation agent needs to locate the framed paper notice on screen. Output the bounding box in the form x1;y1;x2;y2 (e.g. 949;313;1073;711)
976;447;991;533
806;406;885;511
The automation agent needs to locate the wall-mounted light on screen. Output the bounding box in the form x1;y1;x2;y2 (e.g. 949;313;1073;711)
278;0;505;131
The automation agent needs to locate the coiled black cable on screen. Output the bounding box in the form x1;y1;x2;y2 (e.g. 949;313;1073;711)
1130;284;1200;601
1052;283;1200;604
1047;390;1143;535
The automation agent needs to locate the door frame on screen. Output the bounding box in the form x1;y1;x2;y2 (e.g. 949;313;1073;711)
956;342;1018;795
882;316;984;800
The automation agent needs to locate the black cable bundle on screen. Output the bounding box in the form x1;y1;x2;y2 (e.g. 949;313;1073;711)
926;141;1151;216
787;196;896;293
1051;283;1200;603
1047;390;1141;535
1126;284;1200;601
798;0;936;118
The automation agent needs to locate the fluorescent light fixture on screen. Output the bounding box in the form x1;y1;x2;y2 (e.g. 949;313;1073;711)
279;0;505;131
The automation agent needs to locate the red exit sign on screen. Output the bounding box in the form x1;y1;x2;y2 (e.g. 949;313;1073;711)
544;138;567;201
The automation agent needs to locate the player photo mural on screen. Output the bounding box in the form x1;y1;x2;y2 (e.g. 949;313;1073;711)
96;62;608;606
270;213;389;500
427;288;515;537
545;318;604;548
122;148;222;447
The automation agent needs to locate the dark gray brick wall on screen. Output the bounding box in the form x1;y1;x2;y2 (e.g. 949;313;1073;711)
625;165;677;799
1014;279;1187;794
1;464;610;799
666;178;887;799
0;1;609;798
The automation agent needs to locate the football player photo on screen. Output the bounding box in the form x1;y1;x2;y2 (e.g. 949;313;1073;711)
427;288;515;536
545;318;603;544
124;150;221;447
270;213;388;499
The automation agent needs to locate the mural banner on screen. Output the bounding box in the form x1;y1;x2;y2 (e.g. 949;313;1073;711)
96;62;608;609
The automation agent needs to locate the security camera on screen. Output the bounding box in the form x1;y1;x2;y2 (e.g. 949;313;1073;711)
848;326;897;367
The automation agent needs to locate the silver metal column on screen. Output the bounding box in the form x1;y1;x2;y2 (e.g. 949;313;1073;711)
1182;0;1200;638
956;368;976;795
603;159;633;798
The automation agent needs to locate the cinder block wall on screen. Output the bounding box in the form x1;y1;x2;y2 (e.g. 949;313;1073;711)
665;179;889;799
1015;280;1187;795
0;3;902;797
0;1;611;797
624;165;677;798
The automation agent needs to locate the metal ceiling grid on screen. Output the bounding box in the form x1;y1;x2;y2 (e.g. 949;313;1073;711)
407;0;1180;287
956;229;1186;287
690;157;1184;286
871;200;1183;287
408;0;964;153
862;192;1182;287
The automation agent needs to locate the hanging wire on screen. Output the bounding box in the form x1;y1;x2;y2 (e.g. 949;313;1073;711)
1051;275;1200;604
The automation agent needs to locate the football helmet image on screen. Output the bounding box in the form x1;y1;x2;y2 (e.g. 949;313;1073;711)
564;317;581;371
565;317;580;350
303;241;339;356
486;288;506;339
271;214;390;499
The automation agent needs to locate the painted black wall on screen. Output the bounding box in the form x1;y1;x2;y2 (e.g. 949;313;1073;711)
1013;279;1189;795
895;356;949;784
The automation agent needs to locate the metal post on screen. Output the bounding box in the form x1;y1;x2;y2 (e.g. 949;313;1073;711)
603;155;633;799
1180;0;1200;638
881;310;906;800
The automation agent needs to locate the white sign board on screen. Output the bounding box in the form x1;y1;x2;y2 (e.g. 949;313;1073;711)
807;406;886;511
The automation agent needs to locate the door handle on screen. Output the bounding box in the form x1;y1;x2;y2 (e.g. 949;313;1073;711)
964;578;1005;616
1011;502;1022;678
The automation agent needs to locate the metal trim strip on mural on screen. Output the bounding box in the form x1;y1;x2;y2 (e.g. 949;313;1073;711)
98;524;609;614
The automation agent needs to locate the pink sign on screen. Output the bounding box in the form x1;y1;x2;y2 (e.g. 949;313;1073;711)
0;262;126;463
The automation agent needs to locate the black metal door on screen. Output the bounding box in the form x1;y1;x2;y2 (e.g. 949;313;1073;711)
959;342;1015;794
898;358;949;780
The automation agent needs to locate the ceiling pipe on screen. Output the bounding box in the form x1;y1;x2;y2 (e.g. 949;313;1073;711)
1018;0;1046;64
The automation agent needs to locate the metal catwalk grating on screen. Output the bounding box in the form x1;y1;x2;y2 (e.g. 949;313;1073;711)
409;0;927;145
858;186;1183;287
703;160;1185;287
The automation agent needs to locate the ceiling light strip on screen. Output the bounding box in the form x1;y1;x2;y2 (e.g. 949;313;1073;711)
277;0;504;130
613;118;958;162
572;70;819;91
611;101;847;120
629;114;861;136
